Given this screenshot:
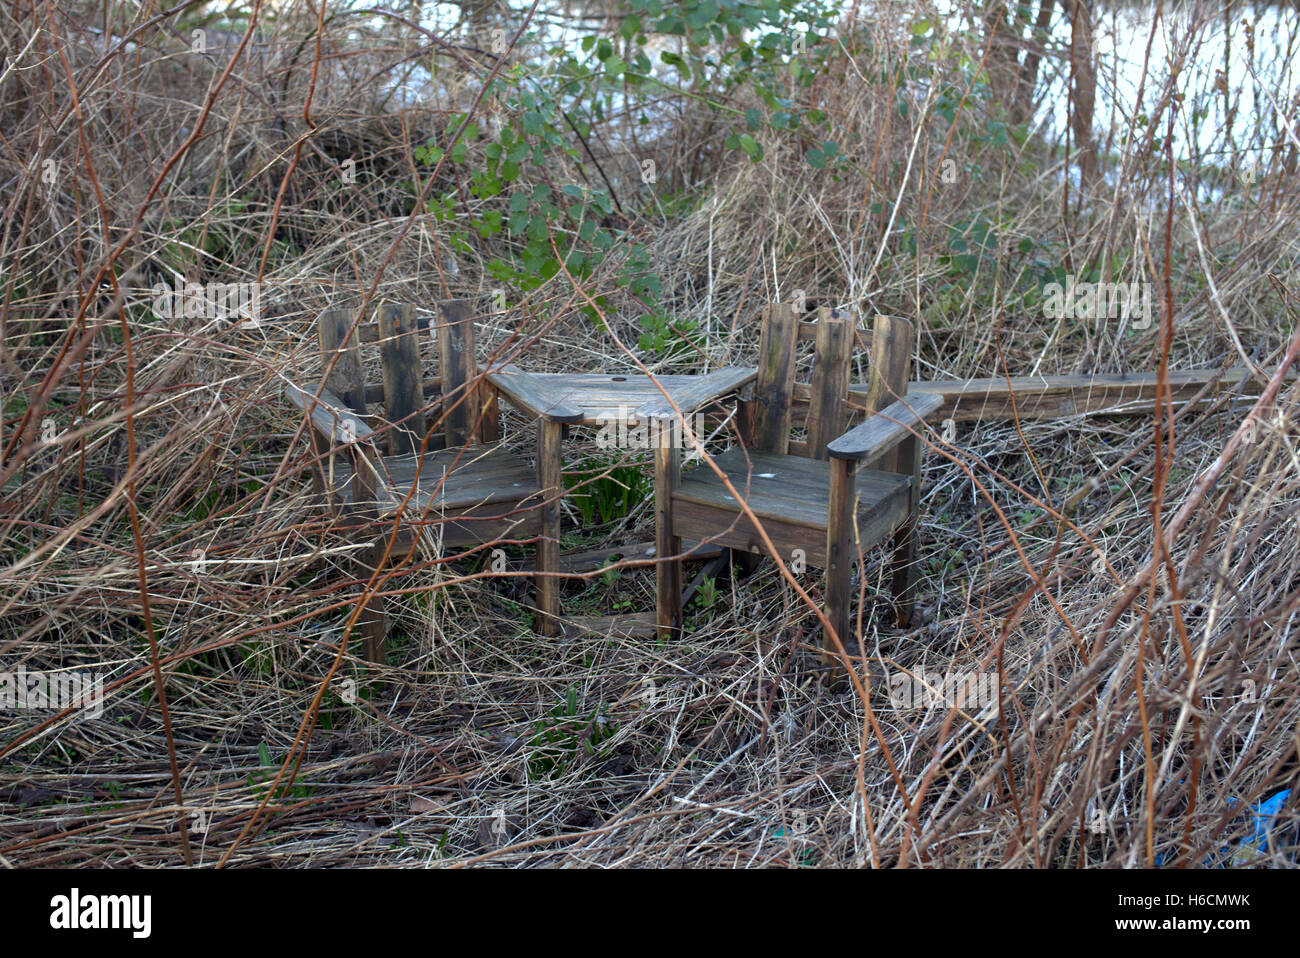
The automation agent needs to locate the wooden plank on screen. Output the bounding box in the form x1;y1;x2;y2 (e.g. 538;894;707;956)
655;439;683;640
437;300;480;447
863;315;915;473
828;392;943;461
377;304;425;456
510;539;723;573
285;382;376;446
561;613;657;639
854;368;1287;422
798;319;870;348
485;365;585;423
890;428;924;628
862;315;916;416
535;419;564;635
356;312;433;344
674;448;838;523
345;509;543;550
633;366;758;419
673;448;910;533
671;497;829;566
804;307;853;459
317;308;367;414
382;445;542;513
751;303;799;454
670;481;908;572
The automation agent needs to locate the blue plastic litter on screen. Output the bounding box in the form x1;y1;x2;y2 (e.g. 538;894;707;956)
1150;788;1292;867
1220;789;1291;866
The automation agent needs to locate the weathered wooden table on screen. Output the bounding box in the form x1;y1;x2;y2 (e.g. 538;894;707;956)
484;364;758;633
484;365;757;427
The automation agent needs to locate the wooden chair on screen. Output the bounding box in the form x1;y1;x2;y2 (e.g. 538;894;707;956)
654;302;941;668
283;300;567;662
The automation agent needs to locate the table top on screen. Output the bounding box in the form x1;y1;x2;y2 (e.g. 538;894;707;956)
484;365;757;426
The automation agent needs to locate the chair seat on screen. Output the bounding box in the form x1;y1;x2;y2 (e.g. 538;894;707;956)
330;444;545;544
671;447;911;567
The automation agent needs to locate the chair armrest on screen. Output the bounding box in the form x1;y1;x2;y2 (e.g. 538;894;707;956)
284;381;378;447
826;392;943;462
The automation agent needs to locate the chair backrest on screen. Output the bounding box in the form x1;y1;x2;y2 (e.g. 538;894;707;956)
750;301;915;464
317;299;494;456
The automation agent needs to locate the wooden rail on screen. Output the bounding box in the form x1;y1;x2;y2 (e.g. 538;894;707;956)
842;368;1288;422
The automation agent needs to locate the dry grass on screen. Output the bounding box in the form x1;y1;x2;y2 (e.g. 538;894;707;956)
1;0;1297;867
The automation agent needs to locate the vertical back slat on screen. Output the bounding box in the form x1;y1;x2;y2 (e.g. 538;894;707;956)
437;300;481;447
863;314;916;472
377;304;425;457
751;302;799;453
317;308;367;415
804;306;854;459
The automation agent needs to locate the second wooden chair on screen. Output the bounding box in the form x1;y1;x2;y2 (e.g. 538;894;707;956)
654;302;940;667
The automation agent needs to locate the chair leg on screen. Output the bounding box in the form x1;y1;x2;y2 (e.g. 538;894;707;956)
824;457;856;677
728;548;761;577
889;435;923;628
355;541;388;664
348;453;388;664
654;438;682;640
535;419;563;635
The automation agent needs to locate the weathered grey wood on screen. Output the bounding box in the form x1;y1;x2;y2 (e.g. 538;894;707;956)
751;303;799;453
284;382;376;446
489;366;756;428
863;315;915;473
828;392;943;461
506;538;720;574
561;613;658;639
355;312;433;344
633;366;758;420
437;300;481;446
317;308;367;414
368;445;542;513
346;418;387;664
484;365;585;423
355;541;387;664
670;477;908;569
378;304;425;456
670;447;911;567
798;318;870;349
891;430;924;628
863;315;919;625
805;307;853;459
824;456;856;671
655;435;683;640
852;367;1289;422
536;419;564;635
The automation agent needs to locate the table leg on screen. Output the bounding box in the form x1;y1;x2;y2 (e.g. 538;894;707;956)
655;435;682;640
536;419;563;635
